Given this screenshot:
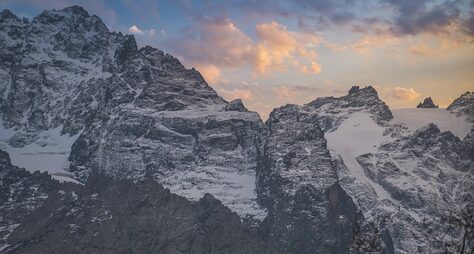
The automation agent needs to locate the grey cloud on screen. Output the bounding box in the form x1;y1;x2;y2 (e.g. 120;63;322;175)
387;0;463;36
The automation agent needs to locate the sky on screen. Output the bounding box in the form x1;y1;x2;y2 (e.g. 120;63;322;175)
1;0;473;118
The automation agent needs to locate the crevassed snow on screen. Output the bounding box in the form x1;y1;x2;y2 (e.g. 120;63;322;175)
326;112;392;201
0;122;80;183
391;108;472;139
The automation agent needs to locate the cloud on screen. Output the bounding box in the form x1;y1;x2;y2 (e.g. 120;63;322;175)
228;0;473;40
252;21;321;74
164;16;253;69
129;25;144;35
128;25;155;36
301;61;322;74
351;34;397;54
272;86;298;100
219;88;254;100
211;80;325;119
310;62;322;74
253;21;298;74
195;64;222;84
386;0;463;37
389;87;421;101
164;17;322;77
408;44;436;56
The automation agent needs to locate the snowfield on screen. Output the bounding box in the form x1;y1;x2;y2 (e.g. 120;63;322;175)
326;112;393;201
325;108;472;216
391;108;472;138
0;122;80;183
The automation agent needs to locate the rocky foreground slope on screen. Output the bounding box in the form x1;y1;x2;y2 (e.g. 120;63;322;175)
0;6;473;254
0;150;272;254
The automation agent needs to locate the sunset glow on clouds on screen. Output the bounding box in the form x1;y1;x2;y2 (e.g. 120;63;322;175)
389;87;421;101
4;0;473;118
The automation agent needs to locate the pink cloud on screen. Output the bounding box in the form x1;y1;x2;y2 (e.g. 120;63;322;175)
166;18;323;76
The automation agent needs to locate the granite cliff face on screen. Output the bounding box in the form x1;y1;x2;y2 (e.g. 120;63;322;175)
1;6;473;254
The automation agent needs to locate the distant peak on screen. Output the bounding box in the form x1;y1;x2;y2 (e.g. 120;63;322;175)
225;99;248;112
348;86;359;95
447;91;474;122
0;9;20;23
59;6;89;16
348;85;377;96
461;91;473;98
417;97;438;108
35;5;97;25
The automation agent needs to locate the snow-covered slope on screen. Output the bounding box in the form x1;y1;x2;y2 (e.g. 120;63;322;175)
392;108;472;138
324;96;473;253
326;112;392;201
258;86;473;253
0;124;80;183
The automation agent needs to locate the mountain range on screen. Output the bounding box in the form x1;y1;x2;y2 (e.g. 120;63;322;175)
0;6;473;254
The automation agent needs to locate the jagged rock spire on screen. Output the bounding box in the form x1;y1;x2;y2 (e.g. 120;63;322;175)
417;97;438;108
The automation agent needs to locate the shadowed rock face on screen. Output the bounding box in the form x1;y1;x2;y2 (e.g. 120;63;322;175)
417;97;438;108
0;150;275;254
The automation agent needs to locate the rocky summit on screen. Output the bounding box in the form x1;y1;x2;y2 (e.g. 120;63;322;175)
416;97;438;108
0;6;473;254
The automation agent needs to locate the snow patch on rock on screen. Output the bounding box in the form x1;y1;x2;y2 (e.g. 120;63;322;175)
0;121;80;183
326;112;392;201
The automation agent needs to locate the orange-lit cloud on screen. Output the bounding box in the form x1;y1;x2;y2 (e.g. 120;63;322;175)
129;25;155;36
179;17;253;68
195;64;222;84
253;21;298;74
215;82;324;119
409;44;435;56
252;21;321;74
301;62;322;74
310;62;322;74
351;34;396;54
272;86;298;100
389;87;421;101
129;25;144;35
167;19;322;76
219;88;254;100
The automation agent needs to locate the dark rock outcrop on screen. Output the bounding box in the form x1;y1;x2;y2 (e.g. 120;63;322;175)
416;97;438;108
